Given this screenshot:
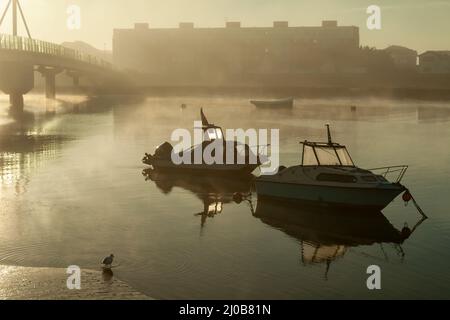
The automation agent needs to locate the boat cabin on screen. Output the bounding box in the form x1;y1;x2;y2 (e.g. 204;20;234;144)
203;125;224;142
200;108;225;142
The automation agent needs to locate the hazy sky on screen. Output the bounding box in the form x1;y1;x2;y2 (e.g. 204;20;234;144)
0;0;449;53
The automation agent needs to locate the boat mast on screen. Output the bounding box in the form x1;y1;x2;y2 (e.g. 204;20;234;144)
200;108;225;141
326;124;332;145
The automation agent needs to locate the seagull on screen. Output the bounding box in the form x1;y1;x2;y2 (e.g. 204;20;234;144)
102;254;115;268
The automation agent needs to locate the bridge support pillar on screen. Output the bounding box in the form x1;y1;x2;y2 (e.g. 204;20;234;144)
66;70;81;87
38;67;63;100
45;73;56;99
9;92;24;113
73;75;80;86
0;62;34;114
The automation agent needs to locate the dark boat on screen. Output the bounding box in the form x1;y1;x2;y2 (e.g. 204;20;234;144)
143;109;262;175
250;97;294;109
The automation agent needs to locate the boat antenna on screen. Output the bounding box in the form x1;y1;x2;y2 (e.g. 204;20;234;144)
326;124;332;144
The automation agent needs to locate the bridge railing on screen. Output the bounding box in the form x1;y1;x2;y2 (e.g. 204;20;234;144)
0;34;113;70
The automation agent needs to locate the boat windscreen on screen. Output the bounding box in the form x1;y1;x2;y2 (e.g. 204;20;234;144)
315;146;341;165
335;147;354;166
204;128;223;141
303;145;319;165
303;145;354;166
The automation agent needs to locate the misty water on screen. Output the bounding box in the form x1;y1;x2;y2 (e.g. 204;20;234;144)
0;94;449;299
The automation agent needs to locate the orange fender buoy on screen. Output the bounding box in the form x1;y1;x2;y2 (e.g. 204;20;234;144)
402;191;413;203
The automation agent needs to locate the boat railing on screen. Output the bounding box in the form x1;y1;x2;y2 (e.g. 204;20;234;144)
369;165;409;183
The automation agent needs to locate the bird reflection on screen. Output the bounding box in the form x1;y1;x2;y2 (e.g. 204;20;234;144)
102;268;114;282
143;168;254;228
254;198;426;280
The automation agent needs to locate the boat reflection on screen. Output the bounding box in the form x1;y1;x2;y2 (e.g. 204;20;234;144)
143;168;254;227
254;198;425;279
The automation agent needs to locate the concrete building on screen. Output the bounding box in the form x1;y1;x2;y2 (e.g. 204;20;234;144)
419;51;450;74
384;45;417;70
113;21;360;84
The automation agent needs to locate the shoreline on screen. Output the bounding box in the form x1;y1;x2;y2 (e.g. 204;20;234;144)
32;85;450;101
0;265;152;300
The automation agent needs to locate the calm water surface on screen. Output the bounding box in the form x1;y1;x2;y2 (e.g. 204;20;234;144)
0;95;449;299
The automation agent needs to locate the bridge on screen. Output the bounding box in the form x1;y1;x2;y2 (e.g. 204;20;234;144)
0;0;125;113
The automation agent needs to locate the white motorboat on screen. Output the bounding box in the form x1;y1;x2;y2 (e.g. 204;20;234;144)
255;125;408;211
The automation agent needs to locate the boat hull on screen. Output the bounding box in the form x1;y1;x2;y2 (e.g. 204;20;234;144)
255;180;405;211
250;98;294;108
145;159;258;176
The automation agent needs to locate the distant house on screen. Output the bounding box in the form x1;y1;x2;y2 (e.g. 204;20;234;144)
419;51;450;74
384;45;418;70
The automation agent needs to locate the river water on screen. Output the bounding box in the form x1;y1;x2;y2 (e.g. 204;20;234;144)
0;94;449;299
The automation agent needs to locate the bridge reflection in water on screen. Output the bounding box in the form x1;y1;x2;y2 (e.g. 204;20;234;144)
0;95;119;196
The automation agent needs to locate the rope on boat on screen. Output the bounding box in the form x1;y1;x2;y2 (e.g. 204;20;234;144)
411;196;428;219
403;189;428;219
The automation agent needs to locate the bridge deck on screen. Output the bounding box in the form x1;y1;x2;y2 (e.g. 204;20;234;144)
0;34;114;72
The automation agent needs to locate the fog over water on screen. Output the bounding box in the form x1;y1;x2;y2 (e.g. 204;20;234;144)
0;95;449;299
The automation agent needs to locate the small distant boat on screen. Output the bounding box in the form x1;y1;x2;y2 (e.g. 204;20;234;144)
142;109;262;175
255;125;409;211
250;97;294;109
